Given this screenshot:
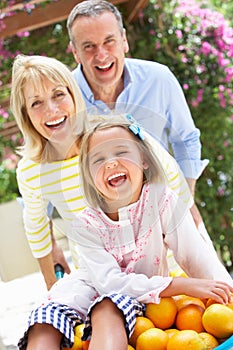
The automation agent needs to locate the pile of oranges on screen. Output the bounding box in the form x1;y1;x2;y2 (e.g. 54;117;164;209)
64;294;233;350
130;295;233;350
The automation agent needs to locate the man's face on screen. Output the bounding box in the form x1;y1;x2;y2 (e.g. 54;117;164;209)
71;11;129;91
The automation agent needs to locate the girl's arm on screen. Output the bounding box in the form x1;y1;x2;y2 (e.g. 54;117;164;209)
160;276;233;304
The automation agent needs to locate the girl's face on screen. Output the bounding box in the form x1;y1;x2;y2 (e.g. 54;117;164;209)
88;126;148;207
23;77;76;142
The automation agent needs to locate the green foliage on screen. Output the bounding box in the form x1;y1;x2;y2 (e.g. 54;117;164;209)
0;162;20;203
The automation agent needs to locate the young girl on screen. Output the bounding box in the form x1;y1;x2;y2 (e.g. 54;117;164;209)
18;116;233;350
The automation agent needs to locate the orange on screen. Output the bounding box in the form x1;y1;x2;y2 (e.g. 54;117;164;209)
63;335;82;350
145;297;177;329
136;328;168;350
175;304;205;332
167;329;206;350
199;332;219;349
202;304;233;338
82;340;90;350
227;294;233;311
164;328;179;338
205;298;218;308
129;316;154;347
173;294;206;311
201;298;209;306
227;301;233;311
74;323;85;338
206;294;233;309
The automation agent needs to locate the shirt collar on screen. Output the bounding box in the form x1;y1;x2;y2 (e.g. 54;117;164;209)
78;59;133;103
76;64;95;103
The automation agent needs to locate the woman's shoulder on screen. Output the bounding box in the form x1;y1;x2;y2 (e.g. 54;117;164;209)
17;156;38;171
17;155;79;169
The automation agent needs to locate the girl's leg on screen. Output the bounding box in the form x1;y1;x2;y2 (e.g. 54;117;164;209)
27;323;62;350
89;298;128;350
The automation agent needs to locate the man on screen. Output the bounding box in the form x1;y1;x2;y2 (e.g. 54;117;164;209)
67;0;209;203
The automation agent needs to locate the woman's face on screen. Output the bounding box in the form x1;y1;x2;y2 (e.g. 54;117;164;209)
88;126;148;207
23;77;76;142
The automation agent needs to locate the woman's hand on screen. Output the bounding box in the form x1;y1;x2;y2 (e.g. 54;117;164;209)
51;219;71;276
51;239;71;275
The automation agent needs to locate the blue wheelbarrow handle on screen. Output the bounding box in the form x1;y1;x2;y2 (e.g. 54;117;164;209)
214;335;233;350
54;264;64;280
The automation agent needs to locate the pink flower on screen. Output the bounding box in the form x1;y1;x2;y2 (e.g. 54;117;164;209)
155;42;161;50
217;187;225;196
217;155;224;160
201;41;211;55
175;29;183;39
219;85;225;92
191;100;199;108
17;31;30;38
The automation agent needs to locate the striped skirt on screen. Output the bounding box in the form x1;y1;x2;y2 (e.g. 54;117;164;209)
18;293;145;349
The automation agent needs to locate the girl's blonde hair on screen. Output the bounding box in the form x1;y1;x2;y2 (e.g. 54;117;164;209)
80;115;167;208
10;54;86;162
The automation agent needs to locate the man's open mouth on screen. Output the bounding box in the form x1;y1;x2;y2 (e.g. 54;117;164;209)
96;62;114;72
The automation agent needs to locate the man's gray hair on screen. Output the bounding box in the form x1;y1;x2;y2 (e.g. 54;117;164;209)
67;0;124;46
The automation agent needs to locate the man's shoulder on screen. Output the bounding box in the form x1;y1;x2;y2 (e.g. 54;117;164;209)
72;64;81;78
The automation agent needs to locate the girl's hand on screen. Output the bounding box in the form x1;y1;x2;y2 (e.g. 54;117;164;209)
161;277;233;304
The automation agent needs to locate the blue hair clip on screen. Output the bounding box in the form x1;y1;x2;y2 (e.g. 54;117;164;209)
126;114;145;141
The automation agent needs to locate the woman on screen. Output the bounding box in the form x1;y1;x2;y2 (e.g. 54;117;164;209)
10;54;87;289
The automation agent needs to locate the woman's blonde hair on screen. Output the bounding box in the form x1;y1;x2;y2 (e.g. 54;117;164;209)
10;54;86;162
80;115;167;208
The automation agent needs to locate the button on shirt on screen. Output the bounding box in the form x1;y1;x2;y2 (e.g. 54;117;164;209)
73;58;209;179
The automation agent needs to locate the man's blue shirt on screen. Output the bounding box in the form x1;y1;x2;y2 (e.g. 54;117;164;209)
73;58;208;179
